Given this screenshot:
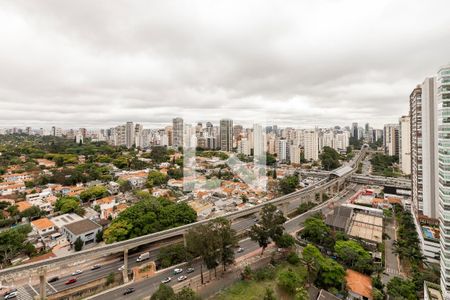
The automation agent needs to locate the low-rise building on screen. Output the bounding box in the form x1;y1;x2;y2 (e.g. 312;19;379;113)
62;219;102;246
31;218;56;236
50;213;84;230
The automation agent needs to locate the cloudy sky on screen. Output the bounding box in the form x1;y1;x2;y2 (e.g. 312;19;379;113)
1;0;450;129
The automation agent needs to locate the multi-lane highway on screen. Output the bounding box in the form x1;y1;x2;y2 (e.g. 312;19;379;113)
1;147;368;300
90;183;362;300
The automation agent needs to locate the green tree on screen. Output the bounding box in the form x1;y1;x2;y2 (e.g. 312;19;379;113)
54;196;84;215
106;273;115;285
151;284;175;300
147;170;169;188
275;233;296;249
103;197;196;243
263;287;276;300
20;206;43;221
319;146;342;171
96;230;103;243
74;237;84;252
212;218;238;272
103;220;133;244
302;244;345;291
295;287;309;300
334;240;372;273
175;287;201;300
279;175;299;195
80;185;109;202
157;244;187;269
301;215;332;247
249;204;287;254
386;277;417;300
277;269;303;295
0;225;34;266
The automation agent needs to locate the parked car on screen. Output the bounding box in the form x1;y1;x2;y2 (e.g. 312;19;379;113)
177;276;188;282
123;288;135;295
91;264;101;270
161;277;172;284
173;268;183;275
237;247;245;253
65;278;77;285
4;291;18;299
48;277;59;283
71;270;82;276
186;268;195;274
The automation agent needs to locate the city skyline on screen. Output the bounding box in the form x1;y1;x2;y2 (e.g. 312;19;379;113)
2;1;450;128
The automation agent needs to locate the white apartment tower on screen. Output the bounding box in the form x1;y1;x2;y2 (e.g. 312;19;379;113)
384;124;400;156
125;121;134;148
437;64;450;297
304;130;319;161
399;116;411;175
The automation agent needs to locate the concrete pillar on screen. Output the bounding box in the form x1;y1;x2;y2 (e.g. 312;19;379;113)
38;268;47;300
183;232;188;248
123;248;129;283
319;190;323;202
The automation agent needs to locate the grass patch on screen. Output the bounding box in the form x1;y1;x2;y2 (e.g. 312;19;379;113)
213;263;307;300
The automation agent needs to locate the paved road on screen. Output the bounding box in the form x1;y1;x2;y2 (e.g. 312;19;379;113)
383;215;403;283
15;183;362;300
91;184;362;300
92;239;260;300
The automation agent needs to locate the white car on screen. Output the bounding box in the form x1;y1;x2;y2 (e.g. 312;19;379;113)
71;270;82;276
237;247;245;253
173;268;183;275
177;275;188;282
161;277;172;284
5;291;18;299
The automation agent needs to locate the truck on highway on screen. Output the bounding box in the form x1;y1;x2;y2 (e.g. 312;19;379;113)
136;252;150;262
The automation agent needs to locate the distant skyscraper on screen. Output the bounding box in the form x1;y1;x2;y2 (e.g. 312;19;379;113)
220;119;233;151
383;124;399;156
125;121;134;148
437;64;450;296
351;122;359;139
253;124;265;158
303;130;319;161
276;139;288;161
172;117;183;148
399;116;411;175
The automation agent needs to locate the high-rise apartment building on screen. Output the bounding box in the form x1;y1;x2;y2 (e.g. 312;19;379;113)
220;119;233;152
290;145;302;164
437;64;450;296
276;139;288;161
125;121;134;148
303;130;319;161
411;78;439;219
351;122;359;139
173;117;183;148
383;124;400;156
399;116;411;175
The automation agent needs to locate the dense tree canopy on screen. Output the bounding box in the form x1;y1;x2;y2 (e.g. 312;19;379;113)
54;196;85;215
279;175;299;195
302;244;346;291
103;197;197;244
80;185;109;202
319;146;341;171
0;225;35;266
250;204;287;253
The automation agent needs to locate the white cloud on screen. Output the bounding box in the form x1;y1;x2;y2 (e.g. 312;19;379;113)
0;0;449;129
